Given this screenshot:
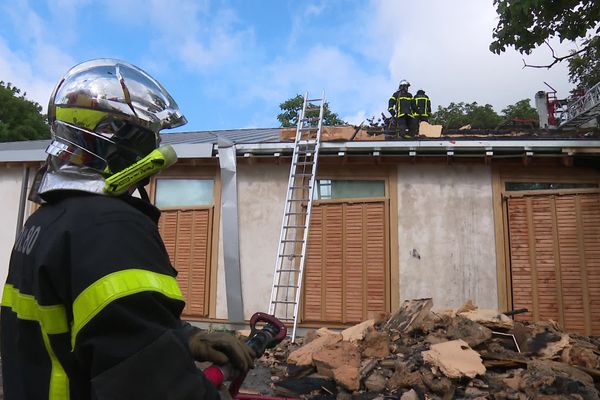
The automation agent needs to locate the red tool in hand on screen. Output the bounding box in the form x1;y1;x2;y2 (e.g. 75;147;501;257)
203;312;288;398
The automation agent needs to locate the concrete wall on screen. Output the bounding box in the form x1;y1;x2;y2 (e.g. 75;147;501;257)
396;163;498;310
0;168;29;297
215;163;288;319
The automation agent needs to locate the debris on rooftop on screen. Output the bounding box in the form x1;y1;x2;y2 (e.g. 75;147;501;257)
241;298;600;399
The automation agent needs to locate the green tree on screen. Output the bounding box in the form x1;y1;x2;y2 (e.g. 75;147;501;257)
277;94;346;127
490;0;600;88
430;102;502;129
501;99;539;121
567;36;600;89
0;81;50;142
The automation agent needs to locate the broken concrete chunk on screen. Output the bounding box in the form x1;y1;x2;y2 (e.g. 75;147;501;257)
447;315;493;347
458;309;514;329
421;339;486;379
313;341;360;377
364;371;387;392
455;299;477;314
400;389;419;400
386;363;423;391
287;332;342;366
333;365;360;392
362;330;391;358
384;298;433;333
341;319;375;342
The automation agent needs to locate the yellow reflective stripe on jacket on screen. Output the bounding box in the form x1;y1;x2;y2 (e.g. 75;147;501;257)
2;284;70;399
414;97;430;116
1;284;68;334
41;331;70;400
71;269;184;348
55;107;107;131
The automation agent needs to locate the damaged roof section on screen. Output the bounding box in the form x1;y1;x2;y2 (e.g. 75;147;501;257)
1;125;600;163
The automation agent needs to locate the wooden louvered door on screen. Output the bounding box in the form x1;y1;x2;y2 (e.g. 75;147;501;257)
302;200;388;324
159;208;213;318
507;193;600;335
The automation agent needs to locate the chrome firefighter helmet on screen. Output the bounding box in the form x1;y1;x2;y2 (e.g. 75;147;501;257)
46;58;187;174
398;79;410;89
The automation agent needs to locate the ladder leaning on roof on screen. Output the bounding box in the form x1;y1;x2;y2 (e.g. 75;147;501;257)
268;92;325;342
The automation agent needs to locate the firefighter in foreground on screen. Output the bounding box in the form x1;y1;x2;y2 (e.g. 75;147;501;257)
388;79;417;137
0;59;254;399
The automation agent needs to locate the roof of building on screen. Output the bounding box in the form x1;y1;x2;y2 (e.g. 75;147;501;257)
1;126;600;163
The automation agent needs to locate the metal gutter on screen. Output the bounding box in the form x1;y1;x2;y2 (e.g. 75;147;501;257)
0;149;47;162
227;140;600;157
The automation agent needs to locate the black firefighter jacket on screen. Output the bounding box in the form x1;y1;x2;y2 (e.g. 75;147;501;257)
388;90;416;118
1;191;220;400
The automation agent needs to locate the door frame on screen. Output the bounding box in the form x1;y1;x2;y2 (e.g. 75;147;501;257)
299;165;398;323
491;165;600;312
149;166;222;319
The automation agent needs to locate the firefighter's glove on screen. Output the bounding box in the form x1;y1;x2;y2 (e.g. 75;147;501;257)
189;331;255;373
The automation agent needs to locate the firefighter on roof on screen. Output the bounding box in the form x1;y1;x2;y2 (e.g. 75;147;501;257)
413;89;432;123
388;79;418;137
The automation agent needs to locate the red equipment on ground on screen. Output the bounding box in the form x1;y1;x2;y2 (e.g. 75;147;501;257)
203;312;294;399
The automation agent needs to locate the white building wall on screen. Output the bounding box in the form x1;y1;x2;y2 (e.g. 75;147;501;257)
215;163;288;319
396;163;498;310
0;168;28;297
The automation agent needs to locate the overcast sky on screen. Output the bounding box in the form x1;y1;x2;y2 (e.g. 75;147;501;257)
0;0;579;132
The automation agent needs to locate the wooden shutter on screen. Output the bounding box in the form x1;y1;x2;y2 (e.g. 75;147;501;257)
302;201;387;324
158;208;212;318
507;193;600;334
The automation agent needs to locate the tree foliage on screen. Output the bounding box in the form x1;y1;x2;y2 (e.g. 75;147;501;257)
567;36;600;89
490;0;600;88
277;94;346;127
501;99;539;121
0;82;50;142
430;99;539;129
430;102;503;129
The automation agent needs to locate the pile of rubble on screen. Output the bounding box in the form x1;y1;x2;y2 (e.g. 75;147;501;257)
259;299;600;399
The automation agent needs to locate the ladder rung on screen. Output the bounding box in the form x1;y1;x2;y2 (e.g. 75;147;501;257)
279;254;303;258
283;225;305;228
271;300;297;304
285;212;305;215
287;199;306;202
276;269;301;272
294;162;313;165
292;173;312;177
274;284;299;288
306;98;322;102
281;239;304;242
290;186;310;189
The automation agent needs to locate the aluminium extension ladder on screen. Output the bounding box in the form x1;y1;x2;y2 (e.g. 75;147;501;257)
268;92;325;342
559;80;600;129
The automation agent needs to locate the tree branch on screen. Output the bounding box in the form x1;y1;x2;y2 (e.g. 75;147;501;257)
521;40;591;69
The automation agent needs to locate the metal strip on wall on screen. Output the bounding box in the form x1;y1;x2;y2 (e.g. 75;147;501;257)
217;139;244;322
15;166;30;240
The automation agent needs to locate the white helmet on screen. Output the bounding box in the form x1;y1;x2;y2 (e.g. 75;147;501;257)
399;79;410;88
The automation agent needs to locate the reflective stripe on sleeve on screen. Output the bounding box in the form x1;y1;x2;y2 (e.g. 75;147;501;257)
1;284;68;334
71;269;184;348
1;284;70;399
